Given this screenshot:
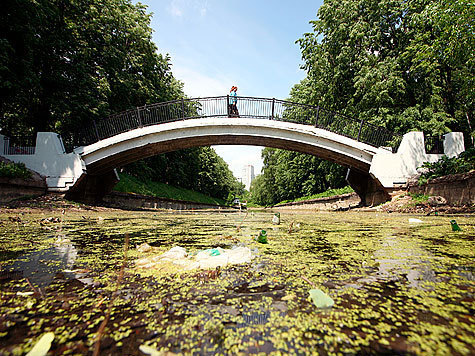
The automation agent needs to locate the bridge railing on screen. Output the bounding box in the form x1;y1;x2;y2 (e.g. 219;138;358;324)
75;96;402;149
2;135;36;155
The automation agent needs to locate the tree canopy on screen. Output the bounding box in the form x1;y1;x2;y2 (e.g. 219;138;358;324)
0;0;184;140
250;0;474;206
0;0;242;201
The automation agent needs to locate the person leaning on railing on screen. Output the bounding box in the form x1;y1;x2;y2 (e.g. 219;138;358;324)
228;86;239;117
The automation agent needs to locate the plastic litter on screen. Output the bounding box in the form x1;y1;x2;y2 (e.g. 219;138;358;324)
139;344;162;356
135;245;253;271
26;332;55;356
450;220;462;231
272;213;281;225
408;218;423;223
256;230;268;244
137;242;152;253
309;288;334;308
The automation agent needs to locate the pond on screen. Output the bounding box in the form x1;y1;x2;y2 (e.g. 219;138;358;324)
0;209;473;355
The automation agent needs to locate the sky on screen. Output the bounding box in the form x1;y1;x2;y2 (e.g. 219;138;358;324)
138;0;323;180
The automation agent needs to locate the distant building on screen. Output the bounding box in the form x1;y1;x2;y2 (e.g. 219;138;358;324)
242;165;255;191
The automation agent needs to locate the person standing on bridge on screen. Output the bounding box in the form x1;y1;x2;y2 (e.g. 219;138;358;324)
228;86;239;117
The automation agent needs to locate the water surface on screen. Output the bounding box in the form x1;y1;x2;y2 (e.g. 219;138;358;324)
0;209;473;355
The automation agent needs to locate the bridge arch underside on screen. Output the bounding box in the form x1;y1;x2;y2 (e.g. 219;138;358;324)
86;135;370;175
78;119;376;175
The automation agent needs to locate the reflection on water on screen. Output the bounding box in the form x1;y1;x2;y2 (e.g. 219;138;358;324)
6;241;77;288
369;233;438;289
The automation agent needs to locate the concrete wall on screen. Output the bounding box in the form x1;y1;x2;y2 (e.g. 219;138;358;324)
408;171;474;206
1;133;85;192
103;191;234;211
273;192;360;211
369;132;465;188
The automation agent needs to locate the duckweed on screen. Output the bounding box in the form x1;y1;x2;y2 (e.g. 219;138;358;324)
0;209;473;355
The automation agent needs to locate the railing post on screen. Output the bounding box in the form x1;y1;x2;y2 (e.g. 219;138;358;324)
226;95;230;117
181;98;185;120
315;106;320;127
93;120;100;141
271;98;275;120
136;107;143;127
357;119;364;141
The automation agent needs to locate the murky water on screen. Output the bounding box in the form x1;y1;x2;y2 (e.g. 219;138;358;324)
0;209;473;355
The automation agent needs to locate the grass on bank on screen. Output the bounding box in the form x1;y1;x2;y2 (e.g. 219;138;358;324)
113;173;226;206
275;186;354;206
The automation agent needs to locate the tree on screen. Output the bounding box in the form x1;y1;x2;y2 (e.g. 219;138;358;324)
296;0;473;140
0;0;182;143
124;147;243;201
252;0;475;205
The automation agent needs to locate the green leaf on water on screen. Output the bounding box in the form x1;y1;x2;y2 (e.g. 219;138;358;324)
26;332;54;356
309;288;334;308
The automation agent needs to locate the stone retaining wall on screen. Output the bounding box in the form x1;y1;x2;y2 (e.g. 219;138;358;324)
272;192;361;210
0;177;47;203
408;171;474;205
103;191;235;211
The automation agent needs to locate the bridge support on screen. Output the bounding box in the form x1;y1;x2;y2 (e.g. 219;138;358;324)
346;169;390;206
64;170;119;205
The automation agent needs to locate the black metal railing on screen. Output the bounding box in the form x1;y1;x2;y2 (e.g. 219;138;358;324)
74;96;402;149
2;136;36;155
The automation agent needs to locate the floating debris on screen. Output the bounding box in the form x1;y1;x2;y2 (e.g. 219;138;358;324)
256;229;268;244
450;219;462;231
309;288;334;308
26;332;54;356
135;245;254;271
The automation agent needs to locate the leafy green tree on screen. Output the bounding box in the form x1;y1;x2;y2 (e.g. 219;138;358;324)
296;0;473;140
0;0;182;143
252;0;474;205
0;0;241;201
124;147;243;201
249;148;347;206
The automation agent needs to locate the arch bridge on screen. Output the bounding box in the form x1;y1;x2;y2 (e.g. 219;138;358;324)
0;96;465;205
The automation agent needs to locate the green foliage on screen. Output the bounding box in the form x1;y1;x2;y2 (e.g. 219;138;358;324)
0;161;32;179
418;148;475;185
276;186;354;205
296;0;474;143
250;0;475;207
408;192;430;204
114;173;226;206
123;147;244;201
0;0;184;143
249;148;347;206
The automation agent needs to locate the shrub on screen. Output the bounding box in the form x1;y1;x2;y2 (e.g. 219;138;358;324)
0;161;32;179
418;147;475;185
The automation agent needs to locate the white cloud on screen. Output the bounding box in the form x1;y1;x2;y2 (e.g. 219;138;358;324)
168;0;208;18
173;65;231;97
169;0;183;17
